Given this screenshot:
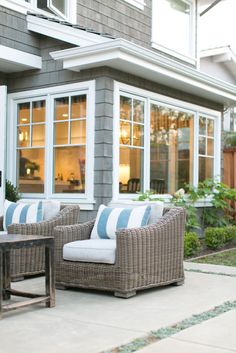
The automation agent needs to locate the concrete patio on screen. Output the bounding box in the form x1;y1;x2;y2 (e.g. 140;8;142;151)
0;263;236;353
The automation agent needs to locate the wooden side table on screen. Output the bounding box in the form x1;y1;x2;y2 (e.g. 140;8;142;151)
0;234;55;318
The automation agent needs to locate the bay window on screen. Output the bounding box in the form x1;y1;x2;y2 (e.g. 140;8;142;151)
150;104;194;194
115;83;221;198
8;82;95;206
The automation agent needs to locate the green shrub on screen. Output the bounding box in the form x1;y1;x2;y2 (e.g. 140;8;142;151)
5;180;21;202
184;232;201;258
224;226;236;242
204;228;225;249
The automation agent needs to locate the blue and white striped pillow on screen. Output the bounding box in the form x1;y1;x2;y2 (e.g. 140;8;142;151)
91;204;151;239
3;200;43;231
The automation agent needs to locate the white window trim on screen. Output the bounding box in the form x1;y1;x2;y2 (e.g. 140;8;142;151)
7;81;95;209
123;0;146;10
113;81;221;203
0;86;7;215
0;0;77;24
151;0;197;65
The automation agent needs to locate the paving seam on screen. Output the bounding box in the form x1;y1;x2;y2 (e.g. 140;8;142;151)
173;336;236;352
185;268;236;277
100;300;236;353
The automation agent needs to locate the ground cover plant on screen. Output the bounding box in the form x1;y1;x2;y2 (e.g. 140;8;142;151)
193;249;236;267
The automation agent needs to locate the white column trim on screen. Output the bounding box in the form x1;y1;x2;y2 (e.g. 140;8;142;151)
0;86;7;215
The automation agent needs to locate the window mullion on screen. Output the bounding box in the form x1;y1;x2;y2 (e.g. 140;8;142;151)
144;98;150;192
193;112;199;187
45;94;53;198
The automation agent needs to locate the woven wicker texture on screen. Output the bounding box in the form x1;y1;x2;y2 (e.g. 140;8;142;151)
54;207;186;297
0;205;80;279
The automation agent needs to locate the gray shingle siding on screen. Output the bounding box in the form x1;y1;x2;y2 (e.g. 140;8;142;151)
0;6;40;55
77;0;152;48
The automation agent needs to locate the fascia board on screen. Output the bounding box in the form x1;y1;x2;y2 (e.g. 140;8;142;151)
50;39;236;103
0;45;42;69
27;15;111;47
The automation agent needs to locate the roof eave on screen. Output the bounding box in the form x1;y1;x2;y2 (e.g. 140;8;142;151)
50;39;236;106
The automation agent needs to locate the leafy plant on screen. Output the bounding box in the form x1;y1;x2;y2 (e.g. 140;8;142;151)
184;232;201;258
136;190;162;201
187;179;236;228
171;191;200;232
204;227;225;250
5;180;21;202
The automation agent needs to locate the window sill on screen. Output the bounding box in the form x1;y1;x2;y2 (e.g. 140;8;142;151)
123;0;146;10
151;41;197;67
113;196;213;208
20;198;96;211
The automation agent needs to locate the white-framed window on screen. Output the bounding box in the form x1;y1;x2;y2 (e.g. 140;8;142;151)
123;0;146;10
152;0;196;64
7;81;95;209
113;82;221;199
0;0;77;23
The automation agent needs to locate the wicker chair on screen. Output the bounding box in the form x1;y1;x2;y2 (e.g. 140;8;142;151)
54;207;186;298
0;205;80;280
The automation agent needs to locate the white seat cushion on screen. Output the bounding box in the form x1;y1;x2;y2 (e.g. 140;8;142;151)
63;239;116;264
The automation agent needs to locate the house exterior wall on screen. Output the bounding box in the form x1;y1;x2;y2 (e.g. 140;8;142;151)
76;0;152;49
0;5;225;222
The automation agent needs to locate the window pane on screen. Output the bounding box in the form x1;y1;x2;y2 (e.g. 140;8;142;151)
199;157;213;182
32;100;45;123
71;95;86;119
32;125;45;147
119;147;143;193
18;149;44;193
133;99;144;123
54;146;85;193
153;0;192;57
207;138;214;156
120;96;132;120
52;0;66;15
133;123;144;146
54;122;68;145
55;97;69;121
207;119;214;137
150;104;194;193
18;102;30;124
199;136;206;155
199;116;206;135
120;122;131;145
71;121;86;144
18;126;30;147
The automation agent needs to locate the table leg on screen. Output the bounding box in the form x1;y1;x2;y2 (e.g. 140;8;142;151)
0;250;2;319
2;250;10;300
45;242;55;308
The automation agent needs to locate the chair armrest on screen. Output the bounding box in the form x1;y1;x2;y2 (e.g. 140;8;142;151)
0;216;3;231
115;207;186;270
54;220;95;263
7;205;80;236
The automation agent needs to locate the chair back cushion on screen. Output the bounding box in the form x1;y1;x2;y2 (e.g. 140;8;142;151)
108;200;164;224
91;204;151;239
3;200;43;231
41;200;60;220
